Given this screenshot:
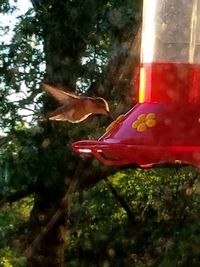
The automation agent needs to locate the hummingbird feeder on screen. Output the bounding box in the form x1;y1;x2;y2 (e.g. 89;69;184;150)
72;0;200;168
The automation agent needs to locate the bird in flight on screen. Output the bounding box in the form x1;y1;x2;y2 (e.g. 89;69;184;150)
43;83;110;123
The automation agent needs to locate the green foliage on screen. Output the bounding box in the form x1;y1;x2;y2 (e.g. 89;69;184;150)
0;247;26;267
66;167;200;267
0;197;33;243
0;0;15;13
0;197;32;267
159;222;200;267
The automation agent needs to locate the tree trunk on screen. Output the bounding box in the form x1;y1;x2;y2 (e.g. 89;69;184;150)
26;188;67;267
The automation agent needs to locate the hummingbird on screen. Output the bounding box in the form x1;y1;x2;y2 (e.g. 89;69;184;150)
43;83;110;123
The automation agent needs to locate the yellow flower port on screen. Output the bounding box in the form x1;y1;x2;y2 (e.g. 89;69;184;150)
132;113;157;132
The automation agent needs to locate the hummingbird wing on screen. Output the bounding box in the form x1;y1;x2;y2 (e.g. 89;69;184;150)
48;102;92;123
43;83;79;105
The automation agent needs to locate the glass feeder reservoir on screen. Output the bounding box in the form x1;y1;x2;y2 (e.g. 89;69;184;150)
72;0;200;168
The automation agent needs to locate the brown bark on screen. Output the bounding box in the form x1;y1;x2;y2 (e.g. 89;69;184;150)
25;160;83;267
26;189;67;267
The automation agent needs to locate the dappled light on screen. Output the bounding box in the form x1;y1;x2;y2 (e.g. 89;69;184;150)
0;0;200;267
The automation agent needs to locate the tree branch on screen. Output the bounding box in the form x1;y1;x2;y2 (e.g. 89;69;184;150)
104;177;135;223
0;135;13;147
0;184;36;212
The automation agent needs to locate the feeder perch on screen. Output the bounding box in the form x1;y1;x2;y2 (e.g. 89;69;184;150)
72;0;200;168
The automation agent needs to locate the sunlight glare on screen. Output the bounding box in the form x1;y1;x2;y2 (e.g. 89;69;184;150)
141;0;157;63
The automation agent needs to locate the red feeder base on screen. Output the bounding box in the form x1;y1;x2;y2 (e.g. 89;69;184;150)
72;103;200;167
